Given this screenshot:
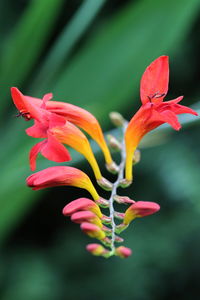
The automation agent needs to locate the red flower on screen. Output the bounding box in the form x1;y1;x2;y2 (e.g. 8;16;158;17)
125;56;198;181
11;88;104;180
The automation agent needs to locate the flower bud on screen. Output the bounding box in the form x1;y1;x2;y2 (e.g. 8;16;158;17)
107;134;122;151
62;198;102;218
86;243;108;256
115;235;124;243
115;246;132;258
106;161;119;174
95;197;109;208
80;222;106;240
114;211;125;220
115;223;129;234
97;177;113;191
71;211;103;228
101;215;112;224
114;195;135;204
109;112;125;127
124;201;160;225
119;179;132;188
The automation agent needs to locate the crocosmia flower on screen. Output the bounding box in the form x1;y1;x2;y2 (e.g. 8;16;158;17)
12;87;115;172
26;166;100;200
27;96;114;169
11;87;108;180
125;56;198;182
14;55;198;259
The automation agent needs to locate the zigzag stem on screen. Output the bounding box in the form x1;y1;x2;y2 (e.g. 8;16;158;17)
108;122;128;255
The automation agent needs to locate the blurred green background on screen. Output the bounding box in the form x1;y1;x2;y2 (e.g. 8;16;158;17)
1;0;200;299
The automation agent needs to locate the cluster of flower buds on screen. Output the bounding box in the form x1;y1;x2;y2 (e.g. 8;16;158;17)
12;56;198;258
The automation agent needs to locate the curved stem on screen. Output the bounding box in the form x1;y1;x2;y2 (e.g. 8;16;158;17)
108;122;128;253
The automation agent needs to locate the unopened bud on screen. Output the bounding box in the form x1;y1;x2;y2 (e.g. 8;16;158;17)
106;161;119;174
107;134;122;151
101;215;112;224
119;179;132;188
115;223;129;234
114;195;135;204
123;201;160;225
109;112;125;127
115;235;124;243
62;198;102;218
71;211;103;228
80;222;106;240
115;246;132;258
133;149;141;165
86;243;109;257
97;177;113;191
114;211;125;220
102;225;112;235
102;237;112;246
96;197;109;208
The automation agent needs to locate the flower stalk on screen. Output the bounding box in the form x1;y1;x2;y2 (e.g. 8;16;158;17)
107;120;128;255
11;55;198;259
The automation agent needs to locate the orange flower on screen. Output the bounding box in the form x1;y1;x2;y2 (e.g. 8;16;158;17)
125;56;198;181
23;91;113;168
11;87;103;180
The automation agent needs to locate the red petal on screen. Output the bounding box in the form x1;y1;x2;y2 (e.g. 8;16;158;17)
40;132;71;163
62;198;97;216
41;93;53;109
26;120;47;138
29;140;46;171
160;110;181;130
170;104;198;116
140;56;169;104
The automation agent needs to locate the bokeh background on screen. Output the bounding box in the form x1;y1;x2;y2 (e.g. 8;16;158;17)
1;0;200;299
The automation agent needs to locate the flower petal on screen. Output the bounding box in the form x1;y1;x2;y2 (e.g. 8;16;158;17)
62;198;102;218
26;166;100;200
51;121;102;180
140;56;169;104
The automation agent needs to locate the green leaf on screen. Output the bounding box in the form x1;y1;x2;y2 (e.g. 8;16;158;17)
0;0;65;119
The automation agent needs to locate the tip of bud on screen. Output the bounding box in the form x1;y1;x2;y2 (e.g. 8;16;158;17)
107;134;122;151
97;177;113;191
115;246;132;258
96;197;109;208
119;179;132;188
115;235;124;243
114;195;135;204
109;112;125;127
86;243;108;256
106;161;119;174
101;215;112;224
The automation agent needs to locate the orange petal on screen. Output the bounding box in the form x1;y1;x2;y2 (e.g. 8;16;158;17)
51;121;102;180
